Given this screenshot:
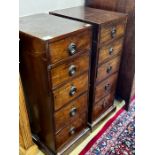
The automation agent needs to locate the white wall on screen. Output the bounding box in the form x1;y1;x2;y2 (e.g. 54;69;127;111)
19;0;85;17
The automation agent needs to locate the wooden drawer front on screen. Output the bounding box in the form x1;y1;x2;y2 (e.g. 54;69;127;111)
55;113;87;149
97;56;121;83
100;22;126;44
95;73;118;103
49;29;92;64
54;93;88;132
53;73;89;111
51;53;90;88
98;38;123;65
93;93;115;121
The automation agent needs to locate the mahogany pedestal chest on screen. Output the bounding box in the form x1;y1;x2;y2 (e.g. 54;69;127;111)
86;0;135;110
50;6;128;128
19;13;92;155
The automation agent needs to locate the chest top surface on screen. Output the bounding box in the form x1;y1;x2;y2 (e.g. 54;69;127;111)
51;6;127;25
19;13;91;41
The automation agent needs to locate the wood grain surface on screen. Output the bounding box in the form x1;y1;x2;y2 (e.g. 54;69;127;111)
98;38;123;64
97;56;121;83
54;93;88;132
86;0;135;108
95;73;118;103
93;93;115;121
49;29;92;64
50;53;90;88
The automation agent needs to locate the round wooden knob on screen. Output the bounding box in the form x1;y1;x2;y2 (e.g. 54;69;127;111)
70;107;77;117
111;27;116;38
107;66;112;73
69;85;77;96
104;83;111;91
109;47;113;55
68;43;77;55
69;127;76;135
69;65;76;76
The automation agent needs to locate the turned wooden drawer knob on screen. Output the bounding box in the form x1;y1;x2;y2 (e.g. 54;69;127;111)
104;83;111;91
69;85;77;96
109;47;113;55
69;65;76;76
70;107;77;117
69;127;76;135
106;66;112;73
111;27;116;38
68;43;77;55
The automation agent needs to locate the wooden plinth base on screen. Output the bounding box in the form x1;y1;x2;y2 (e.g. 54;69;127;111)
33;127;90;155
88;104;116;131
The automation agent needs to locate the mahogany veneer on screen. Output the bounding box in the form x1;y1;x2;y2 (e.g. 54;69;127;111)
85;0;135;109
50;6;128;128
19;13;92;155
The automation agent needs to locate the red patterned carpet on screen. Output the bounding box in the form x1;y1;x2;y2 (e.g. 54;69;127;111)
79;97;135;155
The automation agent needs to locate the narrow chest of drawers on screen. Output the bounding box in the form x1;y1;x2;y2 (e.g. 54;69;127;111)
19;14;92;154
50;6;128;128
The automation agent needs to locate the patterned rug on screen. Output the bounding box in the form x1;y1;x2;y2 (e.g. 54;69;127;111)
79;97;135;155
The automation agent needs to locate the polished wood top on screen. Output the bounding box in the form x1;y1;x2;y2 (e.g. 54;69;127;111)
19;13;91;41
51;6;127;25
